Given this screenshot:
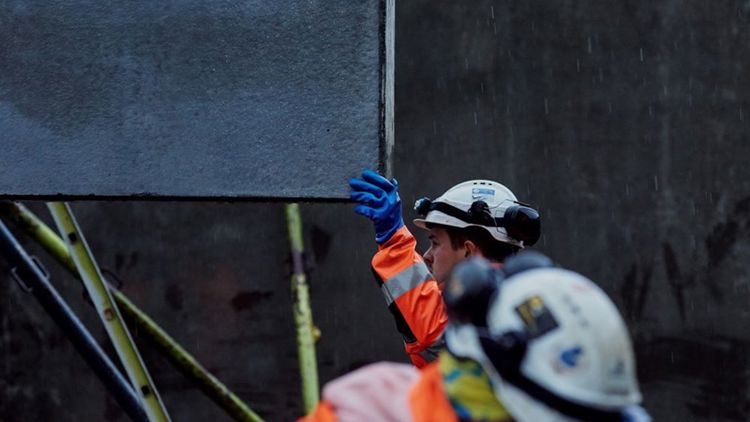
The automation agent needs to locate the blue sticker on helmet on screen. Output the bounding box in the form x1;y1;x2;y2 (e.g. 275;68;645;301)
471;188;495;196
560;346;583;368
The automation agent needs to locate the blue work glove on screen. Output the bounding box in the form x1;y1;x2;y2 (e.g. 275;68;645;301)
349;169;404;244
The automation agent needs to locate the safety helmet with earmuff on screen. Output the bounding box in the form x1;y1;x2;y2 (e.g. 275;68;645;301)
443;252;649;422
413;180;541;248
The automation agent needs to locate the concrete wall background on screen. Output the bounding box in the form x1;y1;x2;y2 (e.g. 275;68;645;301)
2;1;750;421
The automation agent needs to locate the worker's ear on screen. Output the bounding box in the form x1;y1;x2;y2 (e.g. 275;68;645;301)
463;240;480;258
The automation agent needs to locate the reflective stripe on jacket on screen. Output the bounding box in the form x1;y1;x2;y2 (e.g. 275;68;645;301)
371;226;448;367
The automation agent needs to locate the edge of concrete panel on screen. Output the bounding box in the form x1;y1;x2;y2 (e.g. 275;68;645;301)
380;0;396;180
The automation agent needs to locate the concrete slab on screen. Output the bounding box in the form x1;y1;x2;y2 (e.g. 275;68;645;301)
0;0;394;199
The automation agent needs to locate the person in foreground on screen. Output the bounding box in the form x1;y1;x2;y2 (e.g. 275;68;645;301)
349;169;541;367
299;251;651;422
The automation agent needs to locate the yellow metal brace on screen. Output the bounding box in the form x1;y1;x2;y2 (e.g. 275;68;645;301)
0;201;263;422
284;203;320;413
48;202;172;422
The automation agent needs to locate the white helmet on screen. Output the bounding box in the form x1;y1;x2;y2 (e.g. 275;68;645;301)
413;180;540;248
443;253;648;422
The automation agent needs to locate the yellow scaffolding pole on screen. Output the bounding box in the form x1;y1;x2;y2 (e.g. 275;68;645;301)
0;201;263;422
284;203;320;413
48;202;172;422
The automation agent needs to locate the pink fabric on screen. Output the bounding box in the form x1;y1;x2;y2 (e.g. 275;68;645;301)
322;362;420;422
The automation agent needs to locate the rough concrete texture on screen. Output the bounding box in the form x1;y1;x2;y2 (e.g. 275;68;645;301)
2;1;750;421
0;0;391;199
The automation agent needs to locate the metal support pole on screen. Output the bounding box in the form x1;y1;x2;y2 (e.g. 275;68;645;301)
47;202;172;422
118;294;264;422
0;219;149;422
284;203;320;413
0;201;264;422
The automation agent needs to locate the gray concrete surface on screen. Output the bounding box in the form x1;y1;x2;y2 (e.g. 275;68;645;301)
0;0;392;199
2;1;750;421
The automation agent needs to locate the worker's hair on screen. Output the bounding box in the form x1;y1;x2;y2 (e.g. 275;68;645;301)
427;223;520;262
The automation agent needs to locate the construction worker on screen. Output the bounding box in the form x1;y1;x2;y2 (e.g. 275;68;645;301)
349;169;541;367
300;252;650;422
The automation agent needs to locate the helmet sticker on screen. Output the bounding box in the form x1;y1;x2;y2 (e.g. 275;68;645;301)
515;295;559;339
471;187;495;200
559;346;584;368
552;345;588;375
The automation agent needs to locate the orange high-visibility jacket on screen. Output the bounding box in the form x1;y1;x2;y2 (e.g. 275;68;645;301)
298;362;458;422
371;226;448;367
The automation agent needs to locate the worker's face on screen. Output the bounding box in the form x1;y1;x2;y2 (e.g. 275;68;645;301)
423;226;469;286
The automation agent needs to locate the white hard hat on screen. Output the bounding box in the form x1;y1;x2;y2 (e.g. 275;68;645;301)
444;254;646;422
413;180;540;248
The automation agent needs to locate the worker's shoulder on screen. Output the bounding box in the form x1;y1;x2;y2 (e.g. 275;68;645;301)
324;361;419;396
320;362;419;420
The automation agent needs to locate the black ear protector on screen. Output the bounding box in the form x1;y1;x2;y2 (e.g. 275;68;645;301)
414;197;541;246
444;251;554;337
501;250;554;276
413;197;433;216
444;253;627;422
442;257;498;327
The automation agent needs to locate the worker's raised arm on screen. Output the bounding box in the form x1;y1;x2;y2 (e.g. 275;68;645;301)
372;226;447;367
350;170;447;367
